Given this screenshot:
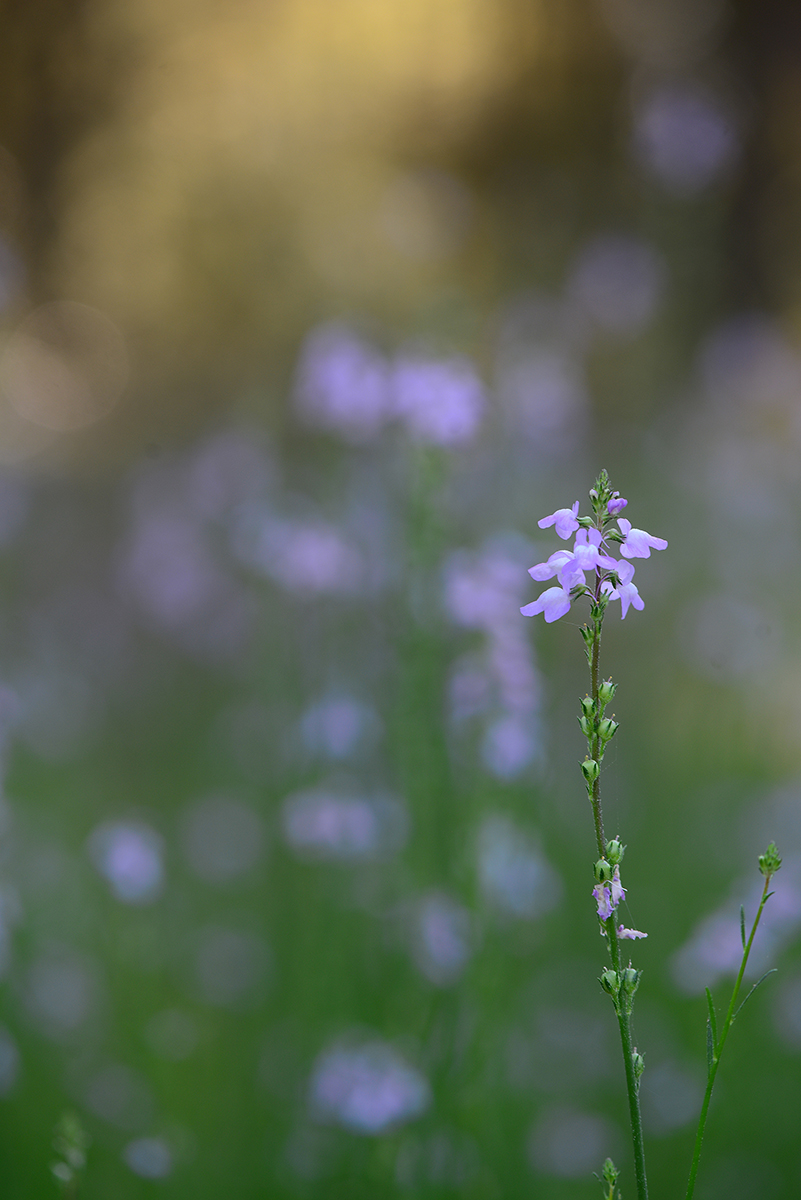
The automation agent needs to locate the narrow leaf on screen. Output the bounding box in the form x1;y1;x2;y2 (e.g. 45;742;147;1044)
734;969;778;1020
740;904;746;950
706;1017;714;1074
705;986;718;1055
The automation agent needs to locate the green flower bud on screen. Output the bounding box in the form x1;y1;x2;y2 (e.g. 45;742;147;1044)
594;859;613;888
598;718;619;743
580;695;595;719
599;969;619;996
581;758;600;786
759;842;782;877
601;1159;620;1186
633;1051;645;1080
598;679;616;705
621;967;640;995
605;837;625;865
578;715;594;738
594;858;613;883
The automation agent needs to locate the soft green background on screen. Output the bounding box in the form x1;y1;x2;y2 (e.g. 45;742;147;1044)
0;1;800;1197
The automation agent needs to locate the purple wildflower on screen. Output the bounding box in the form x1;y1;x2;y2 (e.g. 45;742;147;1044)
602;560;644;619
618;925;647;940
572;528;618;574
538;502;580;540
527;549;577;588
617;518;668;559
607;492;628;516
520;586;571;624
593;883;614;921
610;865;625;907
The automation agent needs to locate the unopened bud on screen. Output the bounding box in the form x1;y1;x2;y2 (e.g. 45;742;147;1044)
605;837;625;866
580;696;595;719
594;858;613;883
598;718;619;743
598;679;616;704
621;967;640;994
578;715;594;738
601;1159;620;1186
600;969;618;996
581;758;600;785
633;1051;645;1080
759;842;782;877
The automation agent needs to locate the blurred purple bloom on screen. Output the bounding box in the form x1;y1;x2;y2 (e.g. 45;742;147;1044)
618;926;647;940
538;502;579;539
634;87;738;196
520;586;571;623
607;493;627;516
617;518;668;559
567;234;666;337
310;1039;430;1134
610;866;625;907
294;324;390;443
593;883;614;921
391;355;485;446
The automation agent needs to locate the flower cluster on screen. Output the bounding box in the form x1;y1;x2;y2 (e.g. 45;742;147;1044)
520;490;667;623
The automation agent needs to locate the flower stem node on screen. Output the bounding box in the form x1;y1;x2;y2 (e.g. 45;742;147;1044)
758;842;782;878
581;758;600;786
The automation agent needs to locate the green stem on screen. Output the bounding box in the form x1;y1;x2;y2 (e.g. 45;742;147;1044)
684;876;773;1200
608;923;648;1200
589;615;606;859
587;583;647;1200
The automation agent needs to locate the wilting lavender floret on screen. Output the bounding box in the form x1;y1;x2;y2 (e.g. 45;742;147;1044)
593;883;615;921
594;866;626;920
618;925;648;940
538;502;579;539
607;493;627;516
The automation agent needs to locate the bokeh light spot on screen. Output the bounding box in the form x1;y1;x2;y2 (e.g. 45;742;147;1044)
0;302;128;431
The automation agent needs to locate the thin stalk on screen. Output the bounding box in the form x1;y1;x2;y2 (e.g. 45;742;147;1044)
684;876;774;1200
589;612;606;859
608;922;648;1200
588;589;648;1200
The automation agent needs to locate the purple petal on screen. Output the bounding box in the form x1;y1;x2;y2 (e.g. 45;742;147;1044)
618;925;647;940
593;883;614;921
520;586;572;622
538;502;580;540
